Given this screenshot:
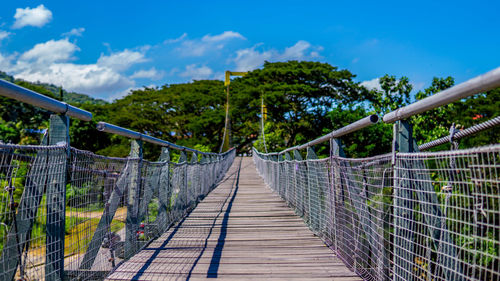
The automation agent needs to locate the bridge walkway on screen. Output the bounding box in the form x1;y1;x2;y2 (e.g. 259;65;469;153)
105;157;360;280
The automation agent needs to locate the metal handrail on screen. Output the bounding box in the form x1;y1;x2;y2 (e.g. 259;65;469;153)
266;114;379;155
96;122;232;156
418;116;500;151
0;79;92;121
383;66;500;123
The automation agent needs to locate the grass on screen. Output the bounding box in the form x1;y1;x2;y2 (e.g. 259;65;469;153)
66;204;105;213
65;217;125;256
0;215;125;257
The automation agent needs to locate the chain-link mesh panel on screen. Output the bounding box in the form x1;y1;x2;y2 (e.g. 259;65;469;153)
0;144;67;281
334;154;393;280
0;142;235;281
65;148;130;280
254;144;499;281
393;145;499;281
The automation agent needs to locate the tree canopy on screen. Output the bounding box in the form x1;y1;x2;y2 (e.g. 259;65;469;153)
0;62;498;158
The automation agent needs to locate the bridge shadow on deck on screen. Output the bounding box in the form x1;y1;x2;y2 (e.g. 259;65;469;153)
106;158;360;281
204;158;242;278
130;158;243;281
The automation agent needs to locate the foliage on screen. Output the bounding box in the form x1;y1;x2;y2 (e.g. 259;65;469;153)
0;120;18;143
253;121;288;153
411;77;500;150
1;62;498;157
329;105;393;157
100;80;226;158
66;184;91;207
0;71;106;146
0;71;107;105
365;75;413;115
233;60;361;152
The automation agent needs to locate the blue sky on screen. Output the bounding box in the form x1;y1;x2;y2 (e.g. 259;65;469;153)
0;1;499;100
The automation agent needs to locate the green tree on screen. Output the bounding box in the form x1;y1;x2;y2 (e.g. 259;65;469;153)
101;81;226;158
235;60;362;152
411;77;455;146
365;75;413;115
329;105;393;157
412;77;499;149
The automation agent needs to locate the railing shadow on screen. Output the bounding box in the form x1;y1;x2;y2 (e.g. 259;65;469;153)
130;157;244;280
205;158;243;278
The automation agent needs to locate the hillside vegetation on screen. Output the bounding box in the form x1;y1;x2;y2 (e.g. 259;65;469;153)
0;61;498;158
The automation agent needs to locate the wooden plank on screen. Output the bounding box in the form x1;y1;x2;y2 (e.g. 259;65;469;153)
105;157;361;281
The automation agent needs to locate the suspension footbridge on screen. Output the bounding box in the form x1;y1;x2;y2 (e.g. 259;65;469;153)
0;67;499;281
105;157;360;280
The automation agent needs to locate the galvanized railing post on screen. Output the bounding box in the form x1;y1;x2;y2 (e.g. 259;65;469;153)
306;147;319;230
199;155;208;196
45;114;70;281
392;120;416;281
270;155;278;191
190;152;198;206
124;139;143;259
276;154;280;195
393;120;465;281
329;138;344;253
284;152;293;205
178;151;188;210
293;150;303;217
157;148;171;232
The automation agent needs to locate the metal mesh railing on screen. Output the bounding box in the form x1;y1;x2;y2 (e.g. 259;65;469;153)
253;144;499;281
393;146;499;281
0;143;235;281
0;144;67;281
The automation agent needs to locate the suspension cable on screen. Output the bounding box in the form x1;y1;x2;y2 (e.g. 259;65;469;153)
219;83;230;153
261;92;268;153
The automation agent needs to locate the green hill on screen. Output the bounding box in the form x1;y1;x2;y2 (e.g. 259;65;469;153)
0;71;107;105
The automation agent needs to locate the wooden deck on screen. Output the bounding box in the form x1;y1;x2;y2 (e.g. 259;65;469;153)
105;157;361;281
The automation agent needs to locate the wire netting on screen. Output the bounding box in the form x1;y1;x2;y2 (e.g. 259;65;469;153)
0;142;235;281
254;144;499;281
393;145;499;281
65;148;130;280
0;144;67;281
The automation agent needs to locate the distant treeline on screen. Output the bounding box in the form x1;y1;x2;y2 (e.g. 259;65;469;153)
0;61;498;159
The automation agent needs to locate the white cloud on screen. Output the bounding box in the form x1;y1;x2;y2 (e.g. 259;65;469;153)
233;40;322;71
234;45;273;71
0;30;10;41
279;40;311;60
0;52;14;70
62;27;85;37
130;67;164;80
19;39;79;65
164;33;187;44
310;51;320;58
360;78;382;91
0;39;152;100
97;49;147;72
360;77;424;92
13;4;52;29
178;40;209;57
413;81;425;91
176;31;245;57
14;63;134;98
180;64;213;80
202;31;245;42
